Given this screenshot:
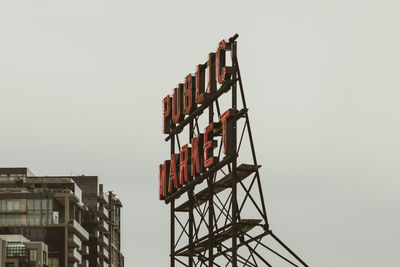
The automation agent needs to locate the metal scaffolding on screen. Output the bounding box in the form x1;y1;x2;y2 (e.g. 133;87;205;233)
163;34;309;267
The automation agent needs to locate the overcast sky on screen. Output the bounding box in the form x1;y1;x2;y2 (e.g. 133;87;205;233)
1;1;399;266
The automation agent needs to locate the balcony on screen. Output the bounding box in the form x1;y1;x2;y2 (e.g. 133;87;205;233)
98;219;109;233
103;248;110;264
68;248;82;262
0;217;69;227
98;234;109;247
98;247;109;263
97;205;108;220
79;244;89;256
97;192;108;205
69;219;89;241
103;248;109;260
68;234;82;248
52;188;80;204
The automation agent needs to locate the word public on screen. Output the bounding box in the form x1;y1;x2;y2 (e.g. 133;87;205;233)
159;40;236;200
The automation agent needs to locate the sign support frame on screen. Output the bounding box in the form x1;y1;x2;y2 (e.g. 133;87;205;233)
161;34;309;267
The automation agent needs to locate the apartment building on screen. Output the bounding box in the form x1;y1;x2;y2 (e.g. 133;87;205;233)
71;177;124;267
0;234;48;267
0;168;89;267
0;168;123;267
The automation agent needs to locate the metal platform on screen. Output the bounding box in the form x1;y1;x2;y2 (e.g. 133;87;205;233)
175;164;261;212
175;219;261;256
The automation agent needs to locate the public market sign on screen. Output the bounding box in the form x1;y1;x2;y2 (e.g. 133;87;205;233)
158;39;236;201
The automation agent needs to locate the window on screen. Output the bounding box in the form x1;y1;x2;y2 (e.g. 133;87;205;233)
42;199;47;210
21;214;27;225
27;214;35;225
13;200;20;211
41;212;48;224
1;200;6;211
48;199;53;210
34;199;40;211
8;214;15;225
53;211;59;224
48;257;59;267
34;214;40;225
14;215;21;225
7;243;26;257
27;199;34;211
29;249;37;261
0;200;22;212
7;200;13;211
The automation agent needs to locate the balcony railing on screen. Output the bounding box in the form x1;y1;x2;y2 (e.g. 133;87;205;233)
103;248;109;259
69;219;89;241
0;218;67;227
98;192;108;205
99;234;109;247
68;234;82;248
79;245;89;256
98;219;109;232
68;248;82;262
97;205;108;220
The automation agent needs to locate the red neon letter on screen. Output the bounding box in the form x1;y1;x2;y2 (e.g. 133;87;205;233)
168;154;179;193
179;144;191;185
204;123;216;168
172;84;184;124
158;164;165;200
161;160;170;198
191;134;204;177
207;53;216;93
217;40;227;84
196;64;205;104
163;96;172;134
220;109;231;155
184;74;195;115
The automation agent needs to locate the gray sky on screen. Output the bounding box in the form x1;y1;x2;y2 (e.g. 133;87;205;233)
1;0;399;266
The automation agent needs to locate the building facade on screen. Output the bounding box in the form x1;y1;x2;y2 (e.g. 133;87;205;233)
0;168;123;267
0;234;48;267
71;178;124;267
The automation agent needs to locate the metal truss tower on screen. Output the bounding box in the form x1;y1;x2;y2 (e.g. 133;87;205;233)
163;34;309;267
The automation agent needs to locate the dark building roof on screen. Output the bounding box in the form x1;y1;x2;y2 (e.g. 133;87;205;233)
0;168;35;177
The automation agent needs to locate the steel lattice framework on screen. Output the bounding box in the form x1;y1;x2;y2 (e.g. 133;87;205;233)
162;34;309;267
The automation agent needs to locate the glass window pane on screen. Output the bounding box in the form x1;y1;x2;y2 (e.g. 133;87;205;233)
9;215;15;225
48;199;53;210
53;211;59;224
30;249;37;261
34;200;41;210
42;210;47;225
41;215;47;225
14;215;20;225
49;257;59;267
27;214;34;225
27;200;33;211
7;200;13;211
14;200;20;211
21;215;27;225
34;214;40;225
41;199;47;210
